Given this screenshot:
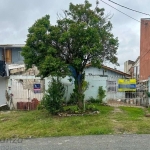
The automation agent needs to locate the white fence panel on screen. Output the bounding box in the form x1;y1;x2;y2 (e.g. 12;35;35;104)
11;79;43;108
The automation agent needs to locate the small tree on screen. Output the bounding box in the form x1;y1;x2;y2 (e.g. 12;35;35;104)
42;78;65;114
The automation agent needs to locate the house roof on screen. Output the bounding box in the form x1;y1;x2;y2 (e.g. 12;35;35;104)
0;44;25;48
86;64;131;77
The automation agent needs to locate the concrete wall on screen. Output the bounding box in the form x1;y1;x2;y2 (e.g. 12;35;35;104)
84;67;125;101
140;19;150;80
45;67;126;102
0;77;7;105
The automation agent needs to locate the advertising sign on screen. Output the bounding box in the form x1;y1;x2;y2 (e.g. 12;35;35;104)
33;84;41;93
118;79;136;92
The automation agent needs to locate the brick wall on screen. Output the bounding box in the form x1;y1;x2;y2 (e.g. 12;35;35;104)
140;19;150;80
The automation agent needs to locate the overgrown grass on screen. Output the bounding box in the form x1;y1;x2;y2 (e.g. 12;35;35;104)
0;105;113;139
110;106;150;134
0;105;150;139
120;107;145;118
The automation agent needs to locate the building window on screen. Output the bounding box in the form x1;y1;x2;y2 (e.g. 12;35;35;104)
107;81;116;92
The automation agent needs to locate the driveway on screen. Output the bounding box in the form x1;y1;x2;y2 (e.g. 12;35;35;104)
0;134;150;150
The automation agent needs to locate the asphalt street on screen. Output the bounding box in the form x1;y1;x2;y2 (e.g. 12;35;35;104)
1;134;150;150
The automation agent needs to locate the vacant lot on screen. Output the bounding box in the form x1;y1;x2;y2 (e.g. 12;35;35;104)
0;105;150;139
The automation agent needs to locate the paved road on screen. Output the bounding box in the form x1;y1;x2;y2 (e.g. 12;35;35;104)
1;134;150;150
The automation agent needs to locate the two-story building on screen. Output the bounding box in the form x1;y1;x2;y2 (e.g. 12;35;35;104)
0;44;24;106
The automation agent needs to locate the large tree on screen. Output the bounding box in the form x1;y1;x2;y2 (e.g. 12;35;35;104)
22;0;119;109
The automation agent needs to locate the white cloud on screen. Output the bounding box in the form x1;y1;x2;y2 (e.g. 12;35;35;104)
0;0;148;71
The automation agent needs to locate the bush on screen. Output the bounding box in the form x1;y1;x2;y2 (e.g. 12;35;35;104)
68;80;89;106
37;101;45;110
86;104;99;111
0;104;10;111
67;91;78;105
97;86;106;104
42;78;65;114
63;105;80;114
87;97;99;103
87;87;106;104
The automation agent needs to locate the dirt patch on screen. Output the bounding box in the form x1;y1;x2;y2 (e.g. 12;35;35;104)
0;118;9;122
58;111;100;117
107;100;145;108
112;107;123;113
0;111;11;114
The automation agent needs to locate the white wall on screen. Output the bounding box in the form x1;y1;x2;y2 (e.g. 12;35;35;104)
45;67;126;102
0;77;7;105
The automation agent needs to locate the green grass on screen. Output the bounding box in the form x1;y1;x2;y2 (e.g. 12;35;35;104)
0;105;150;139
117;106;145;121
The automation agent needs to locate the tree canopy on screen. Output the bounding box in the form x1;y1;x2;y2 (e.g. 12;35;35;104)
22;0;119;78
22;0;119;109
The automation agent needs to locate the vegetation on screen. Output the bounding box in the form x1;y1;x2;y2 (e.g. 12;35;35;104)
41;78;65;114
87;86;106;104
1;106;150;139
146;92;150;97
68;78;89;109
22;0;119;109
97;86;106;103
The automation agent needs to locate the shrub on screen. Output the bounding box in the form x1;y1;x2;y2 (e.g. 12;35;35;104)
37;101;45;110
87;97;99;103
87;87;106;104
86;104;99;111
97;86;106;104
68;91;78;105
68;80;89;106
42;78;65;114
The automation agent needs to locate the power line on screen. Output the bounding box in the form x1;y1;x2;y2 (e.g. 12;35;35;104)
99;0;150;74
100;0;140;23
108;0;150;16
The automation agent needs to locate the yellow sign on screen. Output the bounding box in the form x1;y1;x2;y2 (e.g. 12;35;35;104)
118;79;136;92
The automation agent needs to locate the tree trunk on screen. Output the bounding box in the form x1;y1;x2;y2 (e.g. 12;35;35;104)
74;75;84;110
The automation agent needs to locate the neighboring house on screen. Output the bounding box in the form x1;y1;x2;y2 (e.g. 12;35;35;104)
0;44;43;109
45;65;131;102
0;44;24;106
84;65;131;102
